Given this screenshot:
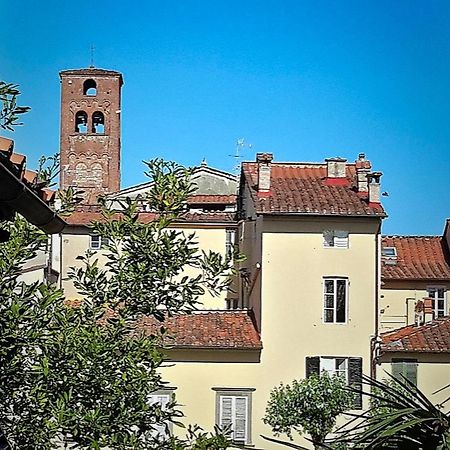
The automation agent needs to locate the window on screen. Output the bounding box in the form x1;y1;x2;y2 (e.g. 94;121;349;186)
226;229;235;259
320;357;348;381
83;79;97;96
75;111;88;133
90;235;110;250
323;230;348;248
149;390;173;438
214;388;254;445
323;277;347;323
92;111;105;133
392;359;417;385
226;298;239;310
382;247;397;257
306;356;363;409
427;287;447;318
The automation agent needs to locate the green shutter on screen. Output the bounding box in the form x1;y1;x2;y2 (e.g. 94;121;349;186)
392;359;417;385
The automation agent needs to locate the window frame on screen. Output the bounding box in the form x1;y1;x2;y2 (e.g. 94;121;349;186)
225;228;236;260
323;230;349;249
323;277;348;324
148;388;176;439
391;358;418;385
306;356;363;409
427;286;447;318
89;235;110;250
213;387;254;445
319;356;348;382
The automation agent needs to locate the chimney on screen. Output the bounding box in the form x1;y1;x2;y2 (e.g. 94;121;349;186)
256;153;273;193
367;172;382;205
324;157;348;186
355;153;371;193
423;297;434;323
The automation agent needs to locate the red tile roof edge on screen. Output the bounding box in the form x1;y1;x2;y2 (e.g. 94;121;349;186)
137;310;262;350
380;317;450;353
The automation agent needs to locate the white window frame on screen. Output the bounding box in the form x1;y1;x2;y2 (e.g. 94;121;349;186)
320;357;348;383
427;286;447;318
148;390;174;439
213;388;254;445
323;230;349;248
323;277;348;324
90;235;109;250
382;246;397;258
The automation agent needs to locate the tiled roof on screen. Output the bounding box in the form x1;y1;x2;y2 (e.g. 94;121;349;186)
65;207;236;226
381;318;450;353
242;162;386;217
188;195;236;205
382;236;450;281
0;137;56;203
137;310;262;350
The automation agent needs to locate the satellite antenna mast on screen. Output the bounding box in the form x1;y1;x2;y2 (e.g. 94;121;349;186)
90;44;95;68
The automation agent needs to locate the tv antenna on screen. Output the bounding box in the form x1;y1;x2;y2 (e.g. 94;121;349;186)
230;138;252;175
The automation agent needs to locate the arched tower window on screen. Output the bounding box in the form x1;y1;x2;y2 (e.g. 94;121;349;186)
75;111;88;133
92;111;105;133
83;79;97;96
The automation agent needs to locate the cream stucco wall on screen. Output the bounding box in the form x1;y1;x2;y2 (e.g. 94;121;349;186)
155;215;382;450
60;224;235;309
379;353;450;413
380;280;450;330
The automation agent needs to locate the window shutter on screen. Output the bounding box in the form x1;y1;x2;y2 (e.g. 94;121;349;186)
220;396;233;428
405;361;417;386
149;394;170;437
234;397;247;442
334;231;349;248
348;357;363;409
306;357;320;378
393;360;417;386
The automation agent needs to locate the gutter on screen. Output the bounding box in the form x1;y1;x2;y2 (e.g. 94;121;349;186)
371;221;382;379
0;163;65;234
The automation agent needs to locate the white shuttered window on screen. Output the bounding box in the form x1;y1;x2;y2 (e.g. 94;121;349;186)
149;394;171;438
219;395;249;444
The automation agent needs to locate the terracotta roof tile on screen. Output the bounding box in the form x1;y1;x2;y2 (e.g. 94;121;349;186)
382;236;450;281
137;310;262;350
188;195;236;205
381;318;450;353
65;207;236;226
242;162;386;217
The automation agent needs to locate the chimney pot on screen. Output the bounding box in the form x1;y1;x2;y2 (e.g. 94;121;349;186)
355;153;372;193
256;153;273;192
367;171;382;204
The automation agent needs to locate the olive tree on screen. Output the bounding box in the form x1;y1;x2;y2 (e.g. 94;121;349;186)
263;373;354;449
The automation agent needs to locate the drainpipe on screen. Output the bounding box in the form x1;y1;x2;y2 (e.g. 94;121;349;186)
371;221;381;379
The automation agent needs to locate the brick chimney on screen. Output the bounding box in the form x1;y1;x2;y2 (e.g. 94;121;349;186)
256;153;273;193
355;153;371;194
367;172;382;205
325;157;348;186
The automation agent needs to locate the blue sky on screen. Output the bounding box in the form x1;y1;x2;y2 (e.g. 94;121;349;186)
1;0;449;235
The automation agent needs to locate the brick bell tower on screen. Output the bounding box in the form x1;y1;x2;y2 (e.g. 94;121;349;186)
59;68;123;204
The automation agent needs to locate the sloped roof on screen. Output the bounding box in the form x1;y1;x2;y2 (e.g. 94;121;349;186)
381;318;450;353
65;207;236;226
382;236;450;281
137;310;262;350
242;162;386;217
0;136;65;233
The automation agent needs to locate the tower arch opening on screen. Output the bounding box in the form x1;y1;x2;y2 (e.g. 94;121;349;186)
75;111;88;133
83;79;97;96
92;111;105;133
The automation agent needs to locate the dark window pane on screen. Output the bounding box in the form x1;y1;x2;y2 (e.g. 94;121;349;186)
325;280;334;293
324;310;334;322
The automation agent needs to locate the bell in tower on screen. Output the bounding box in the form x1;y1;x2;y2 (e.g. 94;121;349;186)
59;68;123;204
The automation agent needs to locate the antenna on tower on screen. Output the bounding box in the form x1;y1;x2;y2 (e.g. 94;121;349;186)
90;44;95;68
230;138;253;175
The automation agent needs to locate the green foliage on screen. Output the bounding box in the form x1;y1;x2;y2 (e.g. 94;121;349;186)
263;373;354;448
332;374;450;449
0;81;30;130
0;159;234;449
